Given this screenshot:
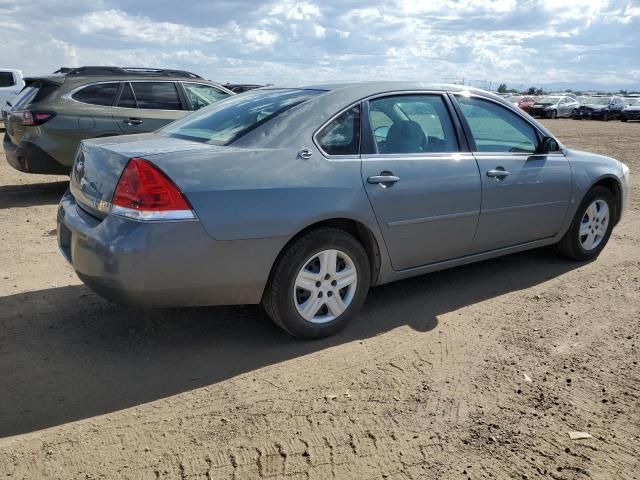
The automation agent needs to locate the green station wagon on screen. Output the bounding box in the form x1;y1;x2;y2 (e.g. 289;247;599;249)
3;66;233;174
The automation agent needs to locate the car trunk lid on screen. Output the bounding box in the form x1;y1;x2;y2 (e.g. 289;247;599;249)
69;134;214;219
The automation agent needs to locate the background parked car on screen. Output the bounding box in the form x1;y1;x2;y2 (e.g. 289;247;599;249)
3;66;233;174
574;95;625;121
529;95;579;118
0;68;25;123
621;97;640;122
517;95;536;112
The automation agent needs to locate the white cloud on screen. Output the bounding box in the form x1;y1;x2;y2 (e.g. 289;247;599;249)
1;0;638;90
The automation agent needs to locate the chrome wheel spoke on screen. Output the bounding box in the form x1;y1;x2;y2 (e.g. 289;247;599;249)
325;294;347;317
335;268;357;288
319;249;338;277
295;270;320;292
300;295;324;320
579;222;591;237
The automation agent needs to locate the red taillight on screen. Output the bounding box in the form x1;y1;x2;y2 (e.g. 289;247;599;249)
11;110;56;126
111;157;194;221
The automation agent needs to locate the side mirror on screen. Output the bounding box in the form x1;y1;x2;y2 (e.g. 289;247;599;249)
538;136;560;154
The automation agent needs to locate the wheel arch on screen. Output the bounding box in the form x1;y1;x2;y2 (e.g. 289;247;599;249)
266;217;383;292
588;175;623;225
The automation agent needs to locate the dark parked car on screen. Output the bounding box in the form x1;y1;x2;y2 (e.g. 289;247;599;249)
529;95;579;118
574;96;625;120
621;98;640;122
3;66;233;174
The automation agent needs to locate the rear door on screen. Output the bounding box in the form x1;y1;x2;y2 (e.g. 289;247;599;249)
359;93;481;270
453;94;571;252
113;81;186;134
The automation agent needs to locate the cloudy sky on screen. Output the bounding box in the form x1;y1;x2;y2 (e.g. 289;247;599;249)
1;0;639;91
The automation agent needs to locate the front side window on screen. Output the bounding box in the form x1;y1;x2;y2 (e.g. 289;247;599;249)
163;88;323;145
72;83;119;106
131;82;182;110
0;72;16;88
368;95;458;154
182;83;230;110
456;96;539;153
316;106;361;156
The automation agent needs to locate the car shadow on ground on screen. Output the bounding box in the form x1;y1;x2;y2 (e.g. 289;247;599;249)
0;181;69;209
0;248;582;437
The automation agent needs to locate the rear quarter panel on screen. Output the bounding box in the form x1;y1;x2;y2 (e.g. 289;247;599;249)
147;146;380;243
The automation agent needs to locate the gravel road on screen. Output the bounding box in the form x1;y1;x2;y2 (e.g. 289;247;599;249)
0;119;638;479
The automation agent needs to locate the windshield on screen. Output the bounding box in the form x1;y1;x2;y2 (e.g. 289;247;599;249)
537;96;561;104
625;98;640;106
584;97;610;105
163;88;325;145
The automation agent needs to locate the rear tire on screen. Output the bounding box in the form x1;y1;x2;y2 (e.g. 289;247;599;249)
556;186;615;261
263;228;370;338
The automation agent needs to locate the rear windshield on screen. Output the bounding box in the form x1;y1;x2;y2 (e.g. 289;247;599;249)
163;88;324;145
8;82;58;109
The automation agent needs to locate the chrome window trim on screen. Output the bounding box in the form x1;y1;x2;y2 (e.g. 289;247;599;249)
64;80;231;110
63;81;121;107
312;100;363;160
181;81;234;96
312;89;453;160
365;91;461;156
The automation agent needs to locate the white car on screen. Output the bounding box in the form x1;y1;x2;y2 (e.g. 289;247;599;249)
0;69;25;122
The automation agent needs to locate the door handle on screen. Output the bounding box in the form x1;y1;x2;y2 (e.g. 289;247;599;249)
486;168;510;179
367;173;400;188
124;118;143;126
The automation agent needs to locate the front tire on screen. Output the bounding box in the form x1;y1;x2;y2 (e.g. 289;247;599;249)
263;228;370;338
557;186;615;261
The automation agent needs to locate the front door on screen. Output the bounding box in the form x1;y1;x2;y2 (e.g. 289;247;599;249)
453;95;571;252
361;94;481;271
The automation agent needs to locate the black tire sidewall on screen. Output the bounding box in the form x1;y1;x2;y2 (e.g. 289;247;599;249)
566;187;615;260
268;229;370;338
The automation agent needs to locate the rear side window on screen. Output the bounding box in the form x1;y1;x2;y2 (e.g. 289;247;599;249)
182;83;230;110
368;95;458;153
456;96;539;153
72;83;119;106
117;83;137;108
316;106;361;156
131;82;182;110
0;72;16;87
163;88;323;145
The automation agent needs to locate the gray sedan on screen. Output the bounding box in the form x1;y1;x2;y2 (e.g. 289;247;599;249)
57;82;630;338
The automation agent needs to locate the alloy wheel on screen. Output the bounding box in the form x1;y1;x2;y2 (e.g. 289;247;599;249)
579;199;610;251
293;249;358;324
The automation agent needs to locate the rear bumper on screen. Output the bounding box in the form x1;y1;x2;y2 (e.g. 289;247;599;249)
57;190;288;307
3;133;70;174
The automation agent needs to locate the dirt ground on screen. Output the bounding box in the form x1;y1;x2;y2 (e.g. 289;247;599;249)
0;119;638;479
